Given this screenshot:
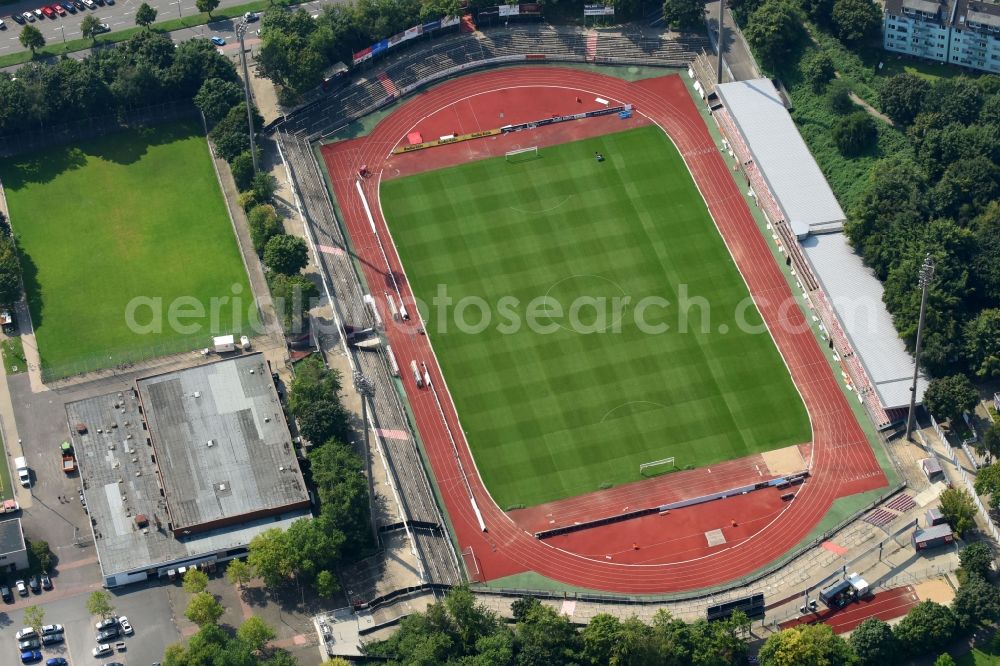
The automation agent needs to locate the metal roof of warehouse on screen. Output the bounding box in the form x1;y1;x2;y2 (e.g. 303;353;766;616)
800;233;927;410
716;79;846;237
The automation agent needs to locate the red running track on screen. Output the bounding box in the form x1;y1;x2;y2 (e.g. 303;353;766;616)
319;68;887;593
779;586;920;634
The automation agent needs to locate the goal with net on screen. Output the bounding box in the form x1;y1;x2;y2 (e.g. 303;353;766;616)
639;456;676;477
505;146;539;163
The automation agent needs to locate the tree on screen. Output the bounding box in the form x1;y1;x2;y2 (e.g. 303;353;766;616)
830;0;880;43
974;203;1000;304
247;528;296;588
952;573;1000;629
184;591;224;626
743;0;805;71
248;204;284;254
237;616;276;653
975;463;1000;510
225;558;255;590
209;103;262;163
940;488;977;537
848;618;897;666
662;0;704;29
959;541;994;578
194;77;244;126
924;374;979;422
965;310;1000;380
30;540;52;572
81;15;103;43
231;152;256;192
321;659;352;666
925;77;984;126
511;595;540;622
800;50;835;92
251;172;278;204
196;0;220;18
23;605;44;634
982;422;1000;462
758;623;858;666
316;570;338;597
135;2;158;29
515;602;582;666
832;112;877;157
879;74;929;125
182;567;209;594
86;590;115;619
264;234;309;276
19;25;45;55
308;441;371;556
935;655;956;666
0;234;21;306
269;273;319;336
827;79;855;115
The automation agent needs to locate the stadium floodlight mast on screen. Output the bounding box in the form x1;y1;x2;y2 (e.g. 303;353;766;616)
353;371;379;544
717;0;725;85
905;253;935;441
236;20;259;175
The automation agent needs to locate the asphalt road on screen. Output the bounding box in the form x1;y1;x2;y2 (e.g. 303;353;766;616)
0;0;329;57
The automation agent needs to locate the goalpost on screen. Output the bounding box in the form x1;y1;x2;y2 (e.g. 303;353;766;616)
639;456;676;477
505;146;539;163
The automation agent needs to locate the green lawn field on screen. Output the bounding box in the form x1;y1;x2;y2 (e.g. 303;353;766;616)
0;121;253;380
380;125;812;508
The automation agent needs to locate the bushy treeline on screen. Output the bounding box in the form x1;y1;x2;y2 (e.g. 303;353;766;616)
0;31;237;136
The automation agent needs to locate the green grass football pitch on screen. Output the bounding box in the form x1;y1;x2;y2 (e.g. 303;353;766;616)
0;121;253;380
380;125;811;508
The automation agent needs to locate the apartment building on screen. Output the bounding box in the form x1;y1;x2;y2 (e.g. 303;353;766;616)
883;0;1000;74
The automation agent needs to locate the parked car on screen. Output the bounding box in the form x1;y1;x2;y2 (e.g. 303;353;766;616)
92;644;112;658
33;8;44;19
243;11;259;21
118;616;133;635
20;650;41;664
71;0;85;8
28;575;40;593
18;637;41;650
40;574;51;591
60;2;76;12
12;13;25;24
97;626;120;642
81;0;95;8
0;17;5;28
46;659;68;666
40;6;54;18
52;4;65;15
95;617;118;630
15;628;37;640
40;634;63;646
25;10;37;20
40;624;62;636
210;36;225;46
93;21;109;33
15;579;27;596
1;584;11;602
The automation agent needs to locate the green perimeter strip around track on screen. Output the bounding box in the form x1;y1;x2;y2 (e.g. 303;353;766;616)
318;66;899;595
380;124;811;510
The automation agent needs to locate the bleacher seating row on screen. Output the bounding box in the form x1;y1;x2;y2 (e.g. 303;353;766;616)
272;25;708;138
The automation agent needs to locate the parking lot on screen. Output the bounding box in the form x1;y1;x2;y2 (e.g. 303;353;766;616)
4;581;177;665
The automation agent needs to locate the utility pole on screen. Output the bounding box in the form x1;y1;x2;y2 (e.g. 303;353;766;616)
905;253;934;441
717;0;725;85
353;372;379;547
236;20;259;174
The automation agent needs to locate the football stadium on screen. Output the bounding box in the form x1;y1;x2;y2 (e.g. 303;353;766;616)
313;67;888;593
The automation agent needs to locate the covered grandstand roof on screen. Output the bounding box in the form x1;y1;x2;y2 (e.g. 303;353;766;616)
800;233;927;410
715;79;846;238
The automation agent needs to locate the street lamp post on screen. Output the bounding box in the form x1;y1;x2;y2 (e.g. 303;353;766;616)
236;20;259;174
353;372;379;546
905;253;935;441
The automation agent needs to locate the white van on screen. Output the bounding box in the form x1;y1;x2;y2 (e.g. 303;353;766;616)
14;456;29;487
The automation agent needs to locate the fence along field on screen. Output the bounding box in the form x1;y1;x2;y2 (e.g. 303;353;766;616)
379;126;811;509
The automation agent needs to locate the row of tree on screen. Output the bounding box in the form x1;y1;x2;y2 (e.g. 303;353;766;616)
0;30;237;136
369;539;998;666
